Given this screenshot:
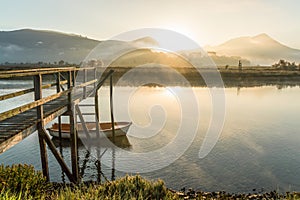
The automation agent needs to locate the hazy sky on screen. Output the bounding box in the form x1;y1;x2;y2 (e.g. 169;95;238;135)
1;0;300;48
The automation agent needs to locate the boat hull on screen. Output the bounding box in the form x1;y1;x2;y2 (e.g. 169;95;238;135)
47;122;132;139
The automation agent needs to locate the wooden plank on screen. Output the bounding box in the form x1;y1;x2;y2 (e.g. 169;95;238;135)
0;130;17;134
43;106;68;125
78;104;94;107
0;67;78;78
76;113;96;115
0;66;96;78
0;135;11;139
77;79;97;90
0;89;71;121
0;122;37;153
0;67;75;74
0;80;68;101
0;103;68;153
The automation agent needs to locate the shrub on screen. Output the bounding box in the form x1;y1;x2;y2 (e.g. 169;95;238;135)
53;175;177;200
0;164;48;199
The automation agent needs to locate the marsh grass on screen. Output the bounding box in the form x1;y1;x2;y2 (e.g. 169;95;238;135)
0;164;48;199
1;164;300;200
50;175;176;200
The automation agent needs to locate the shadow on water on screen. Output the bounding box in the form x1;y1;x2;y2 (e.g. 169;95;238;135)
51;136;131;183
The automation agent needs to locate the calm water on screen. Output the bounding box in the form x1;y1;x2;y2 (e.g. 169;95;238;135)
0;84;300;193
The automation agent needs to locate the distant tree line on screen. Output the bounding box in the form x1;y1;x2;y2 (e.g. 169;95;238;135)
0;60;79;70
272;59;300;70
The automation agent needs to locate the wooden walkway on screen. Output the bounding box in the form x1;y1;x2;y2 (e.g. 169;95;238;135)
0;67;114;183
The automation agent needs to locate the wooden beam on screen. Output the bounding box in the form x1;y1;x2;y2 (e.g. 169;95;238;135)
110;75;115;142
0;67;78;79
0;80;68;101
56;72;63;140
40;128;75;183
83;69;87;99
34;74;49;181
0;105;68;153
77;79;97;89
75;105;91;140
0;124;36;153
68;71;79;183
0;66;96;79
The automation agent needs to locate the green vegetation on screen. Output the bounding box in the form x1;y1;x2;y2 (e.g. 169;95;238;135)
0;164;49;199
50;175;176;200
272;59;300;70
1;164;300;200
0;164;175;200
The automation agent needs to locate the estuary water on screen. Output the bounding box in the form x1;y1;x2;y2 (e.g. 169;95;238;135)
0;83;300;193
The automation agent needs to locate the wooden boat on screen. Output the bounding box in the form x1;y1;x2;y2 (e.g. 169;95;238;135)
47;122;132;139
51;135;131;148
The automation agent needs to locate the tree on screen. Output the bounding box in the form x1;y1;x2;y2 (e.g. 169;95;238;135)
58;60;65;66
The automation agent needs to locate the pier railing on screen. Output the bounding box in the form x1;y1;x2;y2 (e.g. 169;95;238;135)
0;66;99;183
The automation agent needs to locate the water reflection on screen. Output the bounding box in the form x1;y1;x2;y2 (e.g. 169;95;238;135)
51;136;131;183
1;86;300;193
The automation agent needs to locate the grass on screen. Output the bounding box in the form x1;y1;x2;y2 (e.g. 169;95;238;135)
1;164;300;200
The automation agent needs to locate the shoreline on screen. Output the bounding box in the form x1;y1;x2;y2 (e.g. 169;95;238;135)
2;164;300;199
1;66;300;88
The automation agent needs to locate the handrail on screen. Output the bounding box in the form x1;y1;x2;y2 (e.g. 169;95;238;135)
0;80;68;101
0;66;99;183
0;67;76;78
0;89;71;121
0;66;97;121
0;66;96;79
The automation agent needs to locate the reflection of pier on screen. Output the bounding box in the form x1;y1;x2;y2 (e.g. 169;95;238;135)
0;67;115;183
52;136;131;183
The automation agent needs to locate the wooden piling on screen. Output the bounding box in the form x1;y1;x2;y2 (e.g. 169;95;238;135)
110;75;115;142
56;72;62;140
34;74;49;181
68;71;79;183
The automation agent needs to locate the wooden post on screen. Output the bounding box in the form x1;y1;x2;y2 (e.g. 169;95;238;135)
93;67;97;88
110;75;115;142
34;74;49;181
72;70;76;87
111;147;115;181
56;72;62;140
68;71;79;183
94;75;100;140
41;128;75;183
95;90;100;122
83;69;87;99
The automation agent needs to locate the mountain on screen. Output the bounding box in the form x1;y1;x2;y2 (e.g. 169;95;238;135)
0;29;163;65
3;29;298;66
0;29;100;64
205;33;300;65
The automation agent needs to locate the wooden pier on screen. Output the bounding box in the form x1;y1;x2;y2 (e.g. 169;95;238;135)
0;67;114;183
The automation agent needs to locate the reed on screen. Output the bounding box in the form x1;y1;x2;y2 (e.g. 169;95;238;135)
0;164;48;199
1;164;300;200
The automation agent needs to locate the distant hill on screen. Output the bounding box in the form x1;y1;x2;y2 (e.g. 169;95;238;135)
205;33;300;65
0;29;162;65
3;29;299;67
0;29;99;64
